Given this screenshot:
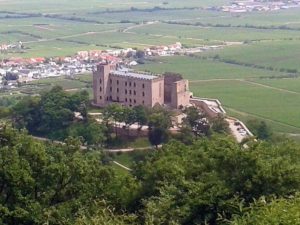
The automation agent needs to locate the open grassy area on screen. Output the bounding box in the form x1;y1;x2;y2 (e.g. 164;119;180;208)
2;1;300;58
113;148;152;168
201;40;300;72
130;23;300;42
190;80;300;133
1;0;300;136
137;56;288;80
29;76;90;89
254;78;300;93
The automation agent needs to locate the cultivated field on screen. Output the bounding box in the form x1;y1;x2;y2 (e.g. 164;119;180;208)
1;0;300;136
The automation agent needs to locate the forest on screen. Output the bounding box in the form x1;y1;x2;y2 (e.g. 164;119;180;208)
0;87;300;225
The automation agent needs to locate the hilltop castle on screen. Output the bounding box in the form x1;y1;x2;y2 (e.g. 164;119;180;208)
93;63;191;109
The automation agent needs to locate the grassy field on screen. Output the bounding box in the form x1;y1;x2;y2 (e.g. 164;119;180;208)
137;56;288;80
254;78;300;93
137;56;300;134
2;1;300;58
130;23;300;42
190;80;300;133
2;0;300;136
0;0;231;13
201;40;300;72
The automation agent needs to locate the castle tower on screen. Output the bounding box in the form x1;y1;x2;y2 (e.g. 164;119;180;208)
93;63;110;107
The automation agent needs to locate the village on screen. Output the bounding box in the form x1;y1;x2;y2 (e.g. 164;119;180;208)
215;0;300;13
0;42;224;88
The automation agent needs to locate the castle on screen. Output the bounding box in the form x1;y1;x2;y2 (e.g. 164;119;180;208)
93;63;191;109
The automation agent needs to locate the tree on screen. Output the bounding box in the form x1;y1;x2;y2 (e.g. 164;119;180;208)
5;72;19;80
148;127;165;149
210;115;230;134
191;118;211;137
247;119;273;140
135;50;145;59
0;125;140;225
133;137;300;224
177;125;195;145
123;107;136;128
232;194;300;225
67;120;107;146
12;86;89;137
148;108;172;130
147;109;172;148
183;106;202;127
133;105;148;129
74;201;138;225
103;103;126;137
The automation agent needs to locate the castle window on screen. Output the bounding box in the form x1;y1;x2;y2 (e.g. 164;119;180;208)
134;90;136;95
142;92;145;97
134;82;136;87
125;89;127;94
142;100;145;105
134;99;136;104
129;99;132;103
100;87;102;92
100;79;102;84
142;84;145;88
125;82;127;86
125;98;128;102
117;80;119;85
117;88;119;93
159;83;162;97
129;82;132;87
110;79;112;84
129;90;132;95
110;87;112;92
100;96;102;100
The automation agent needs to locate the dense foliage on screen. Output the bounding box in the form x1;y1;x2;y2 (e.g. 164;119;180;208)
0;126;139;225
2;87;300;224
12;86;89;136
10;86;109;147
232;195;300;225
133;138;300;224
1;125;300;224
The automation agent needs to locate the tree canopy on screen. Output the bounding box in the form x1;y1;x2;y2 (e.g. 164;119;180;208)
0;126;139;225
133;137;300;224
12;86;89;136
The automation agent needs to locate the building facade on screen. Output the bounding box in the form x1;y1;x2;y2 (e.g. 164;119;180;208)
93;63;191;109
